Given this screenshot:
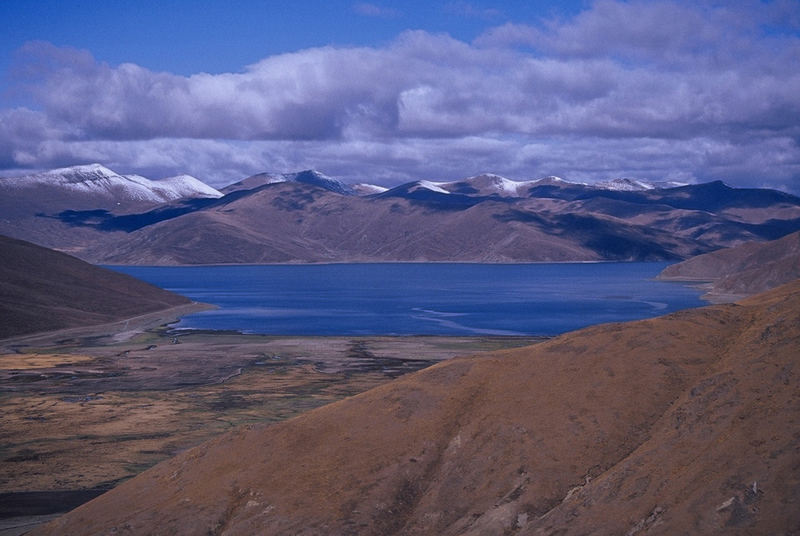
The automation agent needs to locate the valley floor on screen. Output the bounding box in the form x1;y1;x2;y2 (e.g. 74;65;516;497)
0;323;542;534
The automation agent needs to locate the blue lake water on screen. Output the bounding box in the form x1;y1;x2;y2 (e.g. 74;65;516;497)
110;263;706;336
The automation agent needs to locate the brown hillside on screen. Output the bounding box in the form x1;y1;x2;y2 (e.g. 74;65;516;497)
35;280;800;535
659;230;800;300
85;183;632;264
0;235;190;339
85;182;727;265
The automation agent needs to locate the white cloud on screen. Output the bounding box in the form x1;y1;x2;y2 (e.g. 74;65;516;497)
1;1;799;193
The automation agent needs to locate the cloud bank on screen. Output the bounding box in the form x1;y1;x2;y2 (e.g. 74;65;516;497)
1;0;799;191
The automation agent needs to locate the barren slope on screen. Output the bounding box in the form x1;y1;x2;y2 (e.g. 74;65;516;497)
88;182;704;264
36;280;800;535
0;235;190;339
659;230;800;300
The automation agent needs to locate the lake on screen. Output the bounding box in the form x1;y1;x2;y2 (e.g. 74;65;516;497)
110;263;706;336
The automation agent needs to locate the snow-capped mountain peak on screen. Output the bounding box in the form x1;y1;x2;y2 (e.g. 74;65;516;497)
221;169;356;196
8;163;123;186
283;169;355;195
439;173;529;197
1;164;222;204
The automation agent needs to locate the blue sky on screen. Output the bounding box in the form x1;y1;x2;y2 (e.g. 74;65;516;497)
1;0;799;192
0;1;586;81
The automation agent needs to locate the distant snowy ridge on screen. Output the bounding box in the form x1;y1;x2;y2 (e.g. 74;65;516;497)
219;169;693;199
439;174;592;197
3;164;695;204
2;164;222;203
442;173;532;197
594;178;691;191
221;169;354;195
595;178;656;191
436;174;688;196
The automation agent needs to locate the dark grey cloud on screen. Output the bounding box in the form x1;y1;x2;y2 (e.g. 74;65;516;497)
1;1;799;193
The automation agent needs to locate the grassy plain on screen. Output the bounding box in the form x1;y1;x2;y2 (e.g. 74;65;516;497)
0;322;542;525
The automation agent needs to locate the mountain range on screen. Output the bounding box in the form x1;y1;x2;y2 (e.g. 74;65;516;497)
0;163;222;209
2;164;799;264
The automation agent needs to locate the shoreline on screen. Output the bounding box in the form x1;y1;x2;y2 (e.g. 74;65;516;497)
655;275;746;304
0;302;214;348
101;259;674;267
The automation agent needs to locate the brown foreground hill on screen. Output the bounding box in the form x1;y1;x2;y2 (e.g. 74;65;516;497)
0;235;191;339
659;230;800;301
35;279;800;535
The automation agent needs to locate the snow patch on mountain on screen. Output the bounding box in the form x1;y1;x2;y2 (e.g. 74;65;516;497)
442;173;531;197
220;172;284;194
652;180;690;189
284;170;354;195
376;179;456;199
593;178;691;191
530;176;586;187
595;178;656;191
417;180;450;194
352;183;389;195
155;175;223;199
